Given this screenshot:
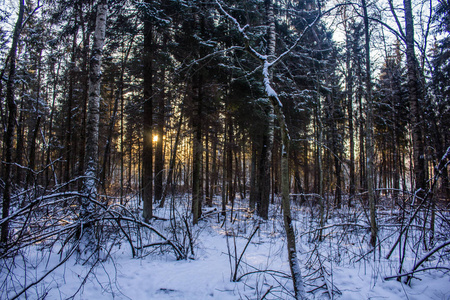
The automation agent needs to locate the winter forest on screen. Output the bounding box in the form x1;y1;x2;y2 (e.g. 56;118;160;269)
0;0;450;298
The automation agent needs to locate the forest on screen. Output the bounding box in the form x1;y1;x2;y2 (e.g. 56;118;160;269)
0;0;449;299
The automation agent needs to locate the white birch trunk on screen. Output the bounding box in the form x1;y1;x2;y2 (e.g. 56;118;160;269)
362;0;378;247
82;0;108;215
216;1;307;296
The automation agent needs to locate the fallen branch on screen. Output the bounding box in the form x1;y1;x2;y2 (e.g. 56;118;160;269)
405;240;450;284
384;266;450;281
10;236;81;300
233;225;259;281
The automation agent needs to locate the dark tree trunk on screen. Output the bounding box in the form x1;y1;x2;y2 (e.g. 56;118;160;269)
210;129;218;202
77;11;91;191
404;0;426;192
192;74;203;224
226;114;234;210
257;130;272;219
1;0;24;244
142;4;153;222
26;116;42;188
64;30;77;188
205;124;211;206
249;141;258;210
154;54;166;203
346;27;355;205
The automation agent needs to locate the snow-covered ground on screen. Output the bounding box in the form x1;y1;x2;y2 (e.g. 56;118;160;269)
1;197;449;299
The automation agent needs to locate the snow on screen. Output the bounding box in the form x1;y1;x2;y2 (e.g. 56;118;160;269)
263;61;284;109
1;197;450;300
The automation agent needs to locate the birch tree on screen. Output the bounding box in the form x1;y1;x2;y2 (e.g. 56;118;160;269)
81;0;108;215
215;1;324;297
361;0;378;247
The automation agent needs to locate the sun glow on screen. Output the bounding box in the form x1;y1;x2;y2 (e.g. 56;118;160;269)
153;135;159;143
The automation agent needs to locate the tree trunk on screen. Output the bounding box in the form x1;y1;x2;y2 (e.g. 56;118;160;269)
362;0;378;247
257;0;276;219
81;0;108;215
154;52;166;203
77;10;91;191
64;23;78;188
192;74;203;225
45;58;61;187
205;124;211;206
25;116;42;189
142;1;154;222
14;95;25;185
226;113;234;211
346;23;355;205
257;130;272;219
1;0;24;245
249;141;258;210
267;73;307;300
404;0;426;192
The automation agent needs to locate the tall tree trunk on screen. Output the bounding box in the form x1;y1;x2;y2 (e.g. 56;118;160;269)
242;136;247;199
192;74;203;224
64;22;78;188
154;49;166;203
81;0;108;215
211;129;218;202
345;23;355;205
257;131;272;219
142;2;153;222
226;113;234;210
249;141;258;210
404;0;426;192
362;0;378;247
25;49;43;189
77;9;91;191
1;0;24;244
302;130;309;194
45;59;61;186
266;69;307;300
25;116;42;189
257;0;276;219
14;95;25;186
205;123;211;206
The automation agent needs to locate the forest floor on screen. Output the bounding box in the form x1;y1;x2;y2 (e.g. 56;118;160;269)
1;195;450;299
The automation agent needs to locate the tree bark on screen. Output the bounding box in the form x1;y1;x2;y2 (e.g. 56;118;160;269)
1;0;24;244
404;0;426;192
142;1;154;222
362;0;378;247
249;141;258;210
154;52;166;203
81;0;108;215
192;74;203;225
345;19;355;205
257;0;276;219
